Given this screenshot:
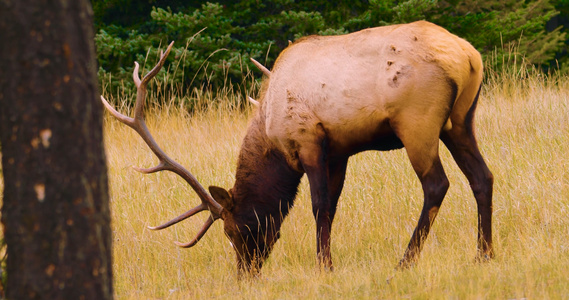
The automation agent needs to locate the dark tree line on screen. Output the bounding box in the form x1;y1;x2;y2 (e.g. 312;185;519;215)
93;0;568;101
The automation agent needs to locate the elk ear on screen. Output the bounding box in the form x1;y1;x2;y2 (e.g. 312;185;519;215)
209;186;233;211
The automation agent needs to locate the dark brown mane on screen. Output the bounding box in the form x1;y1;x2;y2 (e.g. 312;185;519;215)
223;108;304;272
231;108;303;223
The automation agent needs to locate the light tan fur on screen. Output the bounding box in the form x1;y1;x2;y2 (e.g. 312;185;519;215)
261;21;483;171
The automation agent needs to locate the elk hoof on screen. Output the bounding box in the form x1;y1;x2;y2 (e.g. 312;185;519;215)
319;264;334;273
395;258;416;270
474;253;493;263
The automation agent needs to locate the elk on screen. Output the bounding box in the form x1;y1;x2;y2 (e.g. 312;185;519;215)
102;21;493;276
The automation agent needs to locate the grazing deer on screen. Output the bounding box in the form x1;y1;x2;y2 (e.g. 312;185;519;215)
102;21;493;276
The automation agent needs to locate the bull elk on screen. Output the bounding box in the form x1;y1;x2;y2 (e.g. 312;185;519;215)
102;21;493;276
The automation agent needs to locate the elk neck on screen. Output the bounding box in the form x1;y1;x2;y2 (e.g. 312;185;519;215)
230;108;304;226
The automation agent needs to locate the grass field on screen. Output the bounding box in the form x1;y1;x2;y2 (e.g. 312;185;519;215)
104;71;569;299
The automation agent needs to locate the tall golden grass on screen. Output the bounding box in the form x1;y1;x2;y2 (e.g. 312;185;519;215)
105;67;569;299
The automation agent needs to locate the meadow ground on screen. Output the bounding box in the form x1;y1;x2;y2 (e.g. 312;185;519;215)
104;71;568;299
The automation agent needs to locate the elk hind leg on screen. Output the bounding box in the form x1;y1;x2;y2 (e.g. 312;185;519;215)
441;127;494;261
398;131;449;268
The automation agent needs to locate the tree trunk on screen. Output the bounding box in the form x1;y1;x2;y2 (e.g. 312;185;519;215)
0;1;113;299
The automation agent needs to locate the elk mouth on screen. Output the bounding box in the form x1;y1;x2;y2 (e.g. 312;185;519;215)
225;217;281;277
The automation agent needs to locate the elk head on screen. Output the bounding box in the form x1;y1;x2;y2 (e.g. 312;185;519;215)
101;42;296;276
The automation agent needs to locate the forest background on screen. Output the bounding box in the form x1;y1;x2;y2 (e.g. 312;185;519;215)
94;0;569;106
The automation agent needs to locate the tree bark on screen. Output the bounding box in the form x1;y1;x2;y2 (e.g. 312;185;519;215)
0;1;113;299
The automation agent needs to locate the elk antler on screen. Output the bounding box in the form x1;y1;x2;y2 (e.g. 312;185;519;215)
247;96;260;106
100;41;224;248
250;57;271;77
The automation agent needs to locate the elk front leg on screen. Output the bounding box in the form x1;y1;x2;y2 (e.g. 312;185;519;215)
301;145;332;269
319;157;348;270
299;136;347;271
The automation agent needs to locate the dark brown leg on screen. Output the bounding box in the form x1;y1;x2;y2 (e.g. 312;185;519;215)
394;120;450;268
300;137;348;271
319;157;348;270
398;155;449;268
441;127;494;260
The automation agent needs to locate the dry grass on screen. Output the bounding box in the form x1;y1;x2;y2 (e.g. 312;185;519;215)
105;72;569;299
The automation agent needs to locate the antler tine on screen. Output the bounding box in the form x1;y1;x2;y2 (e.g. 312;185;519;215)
250;57;271;77
101;41;224;230
133;41;174;121
100;95;134;126
140;41;175;86
132;62;141;88
148;202;209;230
247;96;260;106
173;217;215;248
